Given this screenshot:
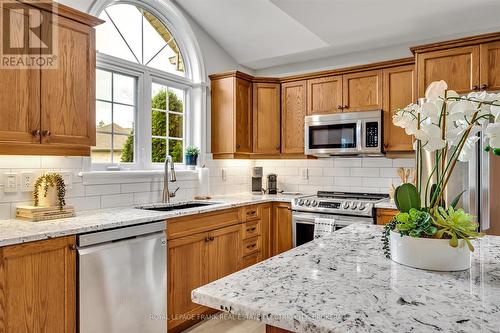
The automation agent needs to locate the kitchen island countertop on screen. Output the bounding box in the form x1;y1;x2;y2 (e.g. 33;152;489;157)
192;224;500;333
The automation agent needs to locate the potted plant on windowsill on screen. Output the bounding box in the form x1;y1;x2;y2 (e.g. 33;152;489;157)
381;80;500;271
185;145;200;170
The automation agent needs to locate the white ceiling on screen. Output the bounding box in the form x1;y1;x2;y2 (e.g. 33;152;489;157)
173;0;500;71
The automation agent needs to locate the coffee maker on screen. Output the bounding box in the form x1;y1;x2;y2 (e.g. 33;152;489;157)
251;167;263;193
267;174;278;194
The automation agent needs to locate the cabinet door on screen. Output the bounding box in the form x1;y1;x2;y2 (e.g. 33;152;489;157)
207;225;241;282
383;65;415;153
211;77;235;154
40;15;96;146
416;46;480;97
235;78;253;153
307;76;343;115
281;81;307;154
480;41;500;91
0;4;40;144
260;204;273;260
272;203;293;256
342;70;382;112
253;83;281;154
0;236;76;333
376;209;398;225
168;233;209;331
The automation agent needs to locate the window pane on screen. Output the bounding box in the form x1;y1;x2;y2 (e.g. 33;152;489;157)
169;113;183;138
169;139;183;163
148;43;185;76
152;110;166;136
114;134;134;163
152;84;167;110
168;87;184;113
142;15;169;65
92;133;112;163
96;11;138;63
113;104;134;131
104;4;142;63
96;101;112;130
113;73;135;105
96;69;112;101
152;138;167;163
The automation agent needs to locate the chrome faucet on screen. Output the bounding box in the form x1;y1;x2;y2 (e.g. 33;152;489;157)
163;155;178;203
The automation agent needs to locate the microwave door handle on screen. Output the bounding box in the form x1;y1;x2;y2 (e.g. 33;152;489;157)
357;120;363;151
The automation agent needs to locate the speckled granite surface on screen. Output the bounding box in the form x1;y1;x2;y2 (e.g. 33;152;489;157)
192;224;500;333
374;199;397;210
0;194;296;247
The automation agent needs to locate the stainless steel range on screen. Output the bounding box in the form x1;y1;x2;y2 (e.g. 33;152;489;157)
292;191;389;247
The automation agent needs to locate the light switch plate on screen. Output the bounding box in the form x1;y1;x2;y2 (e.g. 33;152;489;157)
20;172;35;192
3;172;18;193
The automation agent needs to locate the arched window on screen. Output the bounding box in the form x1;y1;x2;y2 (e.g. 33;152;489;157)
91;1;204;169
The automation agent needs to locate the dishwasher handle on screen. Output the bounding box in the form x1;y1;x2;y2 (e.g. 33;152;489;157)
78;221;166;247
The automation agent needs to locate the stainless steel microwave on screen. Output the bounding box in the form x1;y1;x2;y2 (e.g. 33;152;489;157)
304;110;383;157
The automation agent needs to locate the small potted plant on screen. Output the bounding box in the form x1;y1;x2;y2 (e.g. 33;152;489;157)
33;173;66;210
185;145;200;170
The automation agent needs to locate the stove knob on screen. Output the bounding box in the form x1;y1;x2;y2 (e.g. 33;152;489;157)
351;202;358;210
343;201;350;209
359;203;366;210
305;200;311;206
298;199;304;206
294;198;299;205
311;200;318;207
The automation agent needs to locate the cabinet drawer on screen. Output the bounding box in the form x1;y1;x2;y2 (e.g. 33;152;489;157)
240;252;262;269
242;236;261;256
241;220;261;240
167;208;241;239
242;205;261;221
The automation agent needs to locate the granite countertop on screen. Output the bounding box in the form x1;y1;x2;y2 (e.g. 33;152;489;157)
374;199;397;210
192;224;500;333
0;194;297;247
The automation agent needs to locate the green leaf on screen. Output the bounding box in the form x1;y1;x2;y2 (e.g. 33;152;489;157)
494;148;500;156
450;190;467;209
394;183;421;213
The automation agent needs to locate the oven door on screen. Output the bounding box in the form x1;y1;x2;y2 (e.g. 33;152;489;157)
305;120;362;156
292;211;373;247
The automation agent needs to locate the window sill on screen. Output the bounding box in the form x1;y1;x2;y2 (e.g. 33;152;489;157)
79;169;198;185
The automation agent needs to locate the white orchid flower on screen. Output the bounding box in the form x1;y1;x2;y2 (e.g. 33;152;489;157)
458;136;480;162
485;122;500;149
415;123;446;152
425;80;448;100
420;101;441;124
490;105;500;122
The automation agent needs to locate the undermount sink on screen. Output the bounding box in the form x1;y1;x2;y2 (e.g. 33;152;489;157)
138;201;218;212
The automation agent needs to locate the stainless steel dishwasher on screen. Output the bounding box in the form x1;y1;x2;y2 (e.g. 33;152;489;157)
78;221;166;333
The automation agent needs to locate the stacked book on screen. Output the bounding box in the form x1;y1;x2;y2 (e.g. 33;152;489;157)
16;205;76;222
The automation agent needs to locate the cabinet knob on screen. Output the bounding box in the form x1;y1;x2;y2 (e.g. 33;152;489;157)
481;84;488;90
472;85;479;91
337;105;343;110
236;144;241;150
32;129;41;137
42;130;51;137
69;244;77;251
343;105;348;110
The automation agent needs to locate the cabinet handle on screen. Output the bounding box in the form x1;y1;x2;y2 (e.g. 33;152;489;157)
236;144;241;150
472;85;479;91
481;84;488;90
246;244;256;249
42;130;51;137
247;227;257;232
32;129;41;137
337;105;343;110
246;210;256;216
343;105;348;110
69;244;77;251
205;237;210;242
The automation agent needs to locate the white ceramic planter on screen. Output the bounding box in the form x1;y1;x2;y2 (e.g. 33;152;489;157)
389;231;471;271
37;186;59;207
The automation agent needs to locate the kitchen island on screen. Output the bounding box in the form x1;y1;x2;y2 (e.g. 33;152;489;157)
192;224;500;333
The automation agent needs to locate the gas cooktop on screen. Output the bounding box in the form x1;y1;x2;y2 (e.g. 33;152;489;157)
292;191;389;217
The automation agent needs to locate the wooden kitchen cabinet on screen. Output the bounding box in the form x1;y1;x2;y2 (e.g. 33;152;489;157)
307;76;343;115
281;80;307;155
207;225;241;281
260;204;273;260
383;65;415;153
342;70;383;112
480;41;500;91
211;75;253;158
272;203;293;256
0;236;76;333
0;3;102;156
376;208;398;225
415;46;480;97
253;83;281;154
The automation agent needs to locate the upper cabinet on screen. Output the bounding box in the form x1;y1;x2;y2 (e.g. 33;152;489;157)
253;83;281;154
412;32;500;96
307;76;342;115
383;65;415;153
0;3;103;156
281;80;307;155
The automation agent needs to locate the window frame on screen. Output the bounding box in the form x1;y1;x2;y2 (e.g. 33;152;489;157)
92;4;195;171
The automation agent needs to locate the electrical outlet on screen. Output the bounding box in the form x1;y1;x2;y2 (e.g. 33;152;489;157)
20;172;35;192
301;168;309;180
221;168;227;182
3;172;18;193
60;172;73;189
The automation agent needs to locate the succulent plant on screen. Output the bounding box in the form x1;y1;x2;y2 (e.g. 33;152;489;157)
395;208;437;238
433;207;483;251
185;145;200;157
33;173;66;210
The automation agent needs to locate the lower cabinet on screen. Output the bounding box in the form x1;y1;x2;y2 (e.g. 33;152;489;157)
272;203;293;256
0;236;77;333
376;208;398;225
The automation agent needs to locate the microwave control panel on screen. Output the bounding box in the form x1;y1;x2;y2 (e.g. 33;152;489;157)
365;122;379;148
